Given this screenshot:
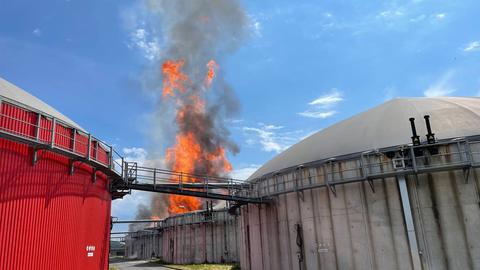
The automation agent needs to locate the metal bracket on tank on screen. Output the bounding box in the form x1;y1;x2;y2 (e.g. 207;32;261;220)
92;169;97;183
328;183;337;197
297;190;305;201
69;160;85;176
463;167;471;183
367;179;375;193
69;160;75;175
323;161;337;197
295;166;305;201
32;147;47;166
360;153;375;193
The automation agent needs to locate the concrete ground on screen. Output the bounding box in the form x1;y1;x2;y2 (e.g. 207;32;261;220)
109;258;171;270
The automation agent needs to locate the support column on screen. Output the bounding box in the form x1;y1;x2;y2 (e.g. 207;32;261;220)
397;175;422;270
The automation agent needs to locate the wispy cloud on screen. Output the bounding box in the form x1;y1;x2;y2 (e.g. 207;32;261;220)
298;110;337;119
308;90;343;107
32;28;42;37
120;147;165;169
127;28;161;61
248;14;263;38
424;70;456;97
299;89;343;119
230;164;261;180
111;147;155;222
378;9;404;19
242;123;304;153
435;13;446;20
464;41;480;52
123;147;148;163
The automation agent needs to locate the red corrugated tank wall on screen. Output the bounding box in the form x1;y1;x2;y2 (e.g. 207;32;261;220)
0;102;112;270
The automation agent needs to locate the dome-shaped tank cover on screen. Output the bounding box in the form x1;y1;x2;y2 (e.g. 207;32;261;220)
250;97;480;179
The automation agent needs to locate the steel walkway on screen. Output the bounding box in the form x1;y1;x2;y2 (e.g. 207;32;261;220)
3;94;480;205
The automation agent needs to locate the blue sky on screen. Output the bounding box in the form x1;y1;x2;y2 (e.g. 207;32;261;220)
1;0;479;227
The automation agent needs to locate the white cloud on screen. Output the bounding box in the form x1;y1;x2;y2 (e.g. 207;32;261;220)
242;123;303;153
435;13;446;20
111;146;165;227
230;164;261;180
111;190;151;220
229;119;244;124
128;28;161;61
464;41;480;52
299;89;343;119
409;14;427;23
123;147;148;162
116;147;165;171
298;110;337;119
249;15;263;38
378;9;404;19
308;90;343;107
424;70;456;97
243;127;285;153
32;28;42;37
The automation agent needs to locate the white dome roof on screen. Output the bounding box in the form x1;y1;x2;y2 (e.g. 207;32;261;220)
249;97;480;180
0;77;84;131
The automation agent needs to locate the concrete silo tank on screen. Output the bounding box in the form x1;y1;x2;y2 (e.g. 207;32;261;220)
239;97;480;270
0;77;119;270
125;209;239;264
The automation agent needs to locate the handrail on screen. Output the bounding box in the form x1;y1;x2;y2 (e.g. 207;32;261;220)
3;94;480;203
0;95;254;201
0;95;121;177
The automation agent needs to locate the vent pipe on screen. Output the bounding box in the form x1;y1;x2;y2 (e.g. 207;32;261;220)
409;118;420;146
424;115;436;144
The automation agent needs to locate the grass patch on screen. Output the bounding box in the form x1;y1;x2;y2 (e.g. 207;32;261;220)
149;259;240;270
108;267;118;270
164;264;237;270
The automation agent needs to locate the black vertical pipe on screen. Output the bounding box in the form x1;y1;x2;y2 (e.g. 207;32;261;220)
424;115;436;143
424;115;432;134
409;118;420;146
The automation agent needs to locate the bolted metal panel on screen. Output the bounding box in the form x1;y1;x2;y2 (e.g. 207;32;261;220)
0;138;112;270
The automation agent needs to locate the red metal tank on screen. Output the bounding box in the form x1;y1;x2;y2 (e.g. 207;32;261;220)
0;77;117;270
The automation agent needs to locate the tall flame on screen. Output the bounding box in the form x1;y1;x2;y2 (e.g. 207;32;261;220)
162;60;189;97
205;60;218;88
162;58;232;215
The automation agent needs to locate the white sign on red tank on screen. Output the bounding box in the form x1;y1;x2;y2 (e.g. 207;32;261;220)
86;245;96;257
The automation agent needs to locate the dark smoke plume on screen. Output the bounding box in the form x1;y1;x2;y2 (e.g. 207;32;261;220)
129;204;152;231
132;0;248;221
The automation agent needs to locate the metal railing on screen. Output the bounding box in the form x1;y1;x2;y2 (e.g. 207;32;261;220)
248;137;480;198
0;94;260;202
0;95;126;179
121;163;264;203
3;94;480;203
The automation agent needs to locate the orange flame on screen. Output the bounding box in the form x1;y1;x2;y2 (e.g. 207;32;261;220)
162;58;232;215
162;59;189;97
205;60;218;88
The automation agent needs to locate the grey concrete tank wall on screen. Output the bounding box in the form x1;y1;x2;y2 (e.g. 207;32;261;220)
239;142;480;270
125;209;239;264
125;232;162;260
